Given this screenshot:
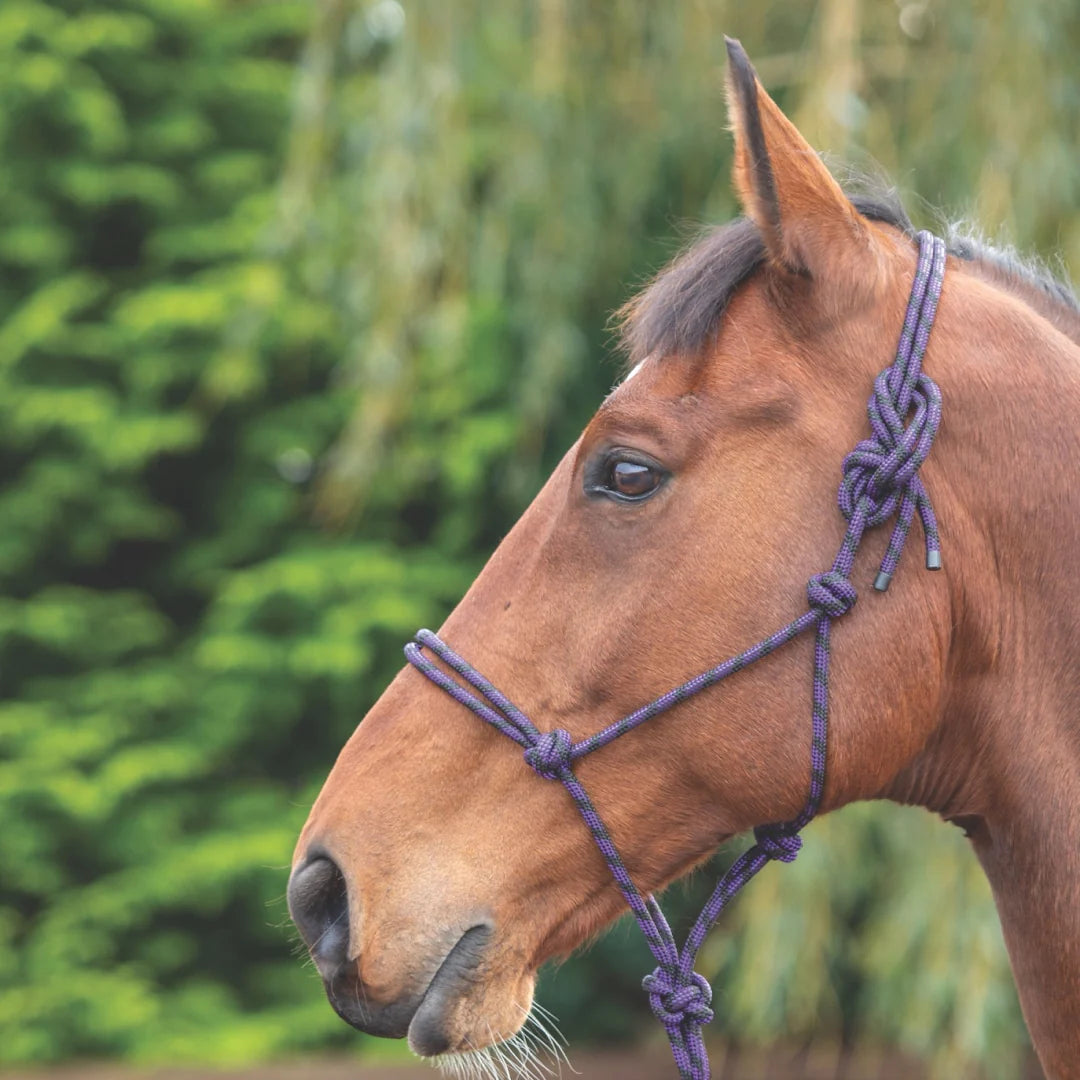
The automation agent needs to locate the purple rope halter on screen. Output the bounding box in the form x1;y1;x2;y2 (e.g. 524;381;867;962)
404;231;947;1079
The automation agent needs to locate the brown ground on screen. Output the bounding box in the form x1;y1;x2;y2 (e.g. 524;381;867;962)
1;1041;1050;1080
0;1044;1010;1080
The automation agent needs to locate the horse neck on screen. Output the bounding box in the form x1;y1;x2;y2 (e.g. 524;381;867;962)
960;255;1080;350
887;273;1080;1078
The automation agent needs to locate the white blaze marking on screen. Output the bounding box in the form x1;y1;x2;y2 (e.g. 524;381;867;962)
606;355;651;399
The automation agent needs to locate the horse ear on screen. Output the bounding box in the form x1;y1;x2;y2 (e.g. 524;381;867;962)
724;37;870;278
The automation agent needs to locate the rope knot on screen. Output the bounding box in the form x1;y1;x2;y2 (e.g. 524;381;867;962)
642;968;714;1028
806;572;857;619
838;371;939;527
523;728;573;780
753;823;803;863
834;346;943;586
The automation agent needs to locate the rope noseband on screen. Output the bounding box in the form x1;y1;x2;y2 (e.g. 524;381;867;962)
405;231;947;1079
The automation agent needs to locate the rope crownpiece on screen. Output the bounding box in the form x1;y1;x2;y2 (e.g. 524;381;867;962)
523;728;574;779
642;969;714;1028
837;233;946;591
806;572;857;619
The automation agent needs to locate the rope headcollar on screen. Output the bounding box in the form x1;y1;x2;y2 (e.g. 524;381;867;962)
404;231;947;1079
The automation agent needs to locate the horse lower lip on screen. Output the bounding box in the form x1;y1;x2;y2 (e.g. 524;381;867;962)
407;924;493;1056
325;974;415;1039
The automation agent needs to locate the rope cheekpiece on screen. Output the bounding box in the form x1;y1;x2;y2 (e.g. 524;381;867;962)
404;231;947;1079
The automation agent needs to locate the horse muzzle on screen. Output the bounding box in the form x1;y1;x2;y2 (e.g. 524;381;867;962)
287;850;493;1053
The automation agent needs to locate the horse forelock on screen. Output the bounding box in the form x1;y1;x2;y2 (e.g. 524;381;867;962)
617;179;1078;368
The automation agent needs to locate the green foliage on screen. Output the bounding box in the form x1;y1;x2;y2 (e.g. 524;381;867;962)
1;0;1077;1075
0;0;468;1064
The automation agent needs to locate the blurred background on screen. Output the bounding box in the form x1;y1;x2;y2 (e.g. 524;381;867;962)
1;1;1077;1078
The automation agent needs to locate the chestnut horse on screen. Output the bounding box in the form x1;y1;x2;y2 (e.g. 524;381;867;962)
289;40;1080;1079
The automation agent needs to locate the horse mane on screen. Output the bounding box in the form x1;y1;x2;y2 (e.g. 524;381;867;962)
617;179;1080;366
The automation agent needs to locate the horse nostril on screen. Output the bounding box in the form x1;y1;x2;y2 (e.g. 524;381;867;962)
288;853;351;977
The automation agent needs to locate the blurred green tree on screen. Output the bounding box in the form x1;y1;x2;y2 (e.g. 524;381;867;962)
0;0;469;1064
0;0;1076;1076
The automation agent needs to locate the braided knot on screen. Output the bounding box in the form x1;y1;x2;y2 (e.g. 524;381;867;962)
642;968;714;1028
753;823;803;863
838;370;940;529
806;572;857;619
523;728;573;780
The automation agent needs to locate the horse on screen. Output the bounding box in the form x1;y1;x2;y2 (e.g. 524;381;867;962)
288;38;1080;1080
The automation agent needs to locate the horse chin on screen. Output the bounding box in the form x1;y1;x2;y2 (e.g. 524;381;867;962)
426;973;570;1080
407;943;537;1060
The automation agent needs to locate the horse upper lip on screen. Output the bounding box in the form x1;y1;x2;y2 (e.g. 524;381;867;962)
407;923;494;1056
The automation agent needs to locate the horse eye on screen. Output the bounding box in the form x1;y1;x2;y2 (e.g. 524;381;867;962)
607;460;661;499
